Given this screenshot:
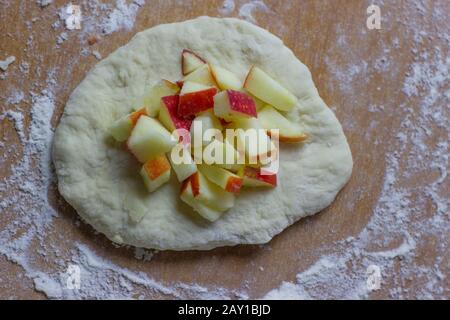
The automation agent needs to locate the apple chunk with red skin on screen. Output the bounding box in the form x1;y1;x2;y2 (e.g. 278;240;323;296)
198;164;242;193
180;179;223;222
189;172;235;212
140;154;171;192
178;82;218;118
182;49;206;76
127;116;176;163
158;95;193;133
213;90;257;121
238;166;277;187
109;108;147;142
229;117;277;165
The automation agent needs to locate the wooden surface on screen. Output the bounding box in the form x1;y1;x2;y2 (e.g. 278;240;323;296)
0;0;448;299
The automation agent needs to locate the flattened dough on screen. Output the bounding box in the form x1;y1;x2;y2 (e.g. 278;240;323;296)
53;17;353;250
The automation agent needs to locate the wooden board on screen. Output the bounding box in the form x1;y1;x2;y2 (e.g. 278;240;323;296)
0;0;448;299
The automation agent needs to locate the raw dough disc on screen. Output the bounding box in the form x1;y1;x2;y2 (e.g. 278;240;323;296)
53;17;353;250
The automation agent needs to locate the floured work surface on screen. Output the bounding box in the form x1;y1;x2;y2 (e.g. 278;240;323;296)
0;0;448;299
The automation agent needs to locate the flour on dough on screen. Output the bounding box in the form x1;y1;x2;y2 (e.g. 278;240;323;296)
52;17;353;250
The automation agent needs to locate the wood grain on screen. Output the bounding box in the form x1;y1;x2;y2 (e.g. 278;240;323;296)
0;0;448;299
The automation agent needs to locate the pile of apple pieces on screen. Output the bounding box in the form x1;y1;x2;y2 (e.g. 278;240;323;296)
109;49;307;222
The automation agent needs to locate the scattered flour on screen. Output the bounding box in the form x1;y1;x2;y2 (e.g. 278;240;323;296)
101;0;146;35
0;56;16;72
238;1;270;23
0;0;448;299
57;0;145;35
218;0;235;16
92;50;102;60
263;2;449;299
56;32;68;45
6;90;25;105
36;0;53;7
0;110;26;142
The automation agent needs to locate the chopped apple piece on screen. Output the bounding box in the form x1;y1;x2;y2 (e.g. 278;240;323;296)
127;116;176;163
210;65;242;90
158;95;193;132
189;172;235;211
133;80;180;116
198;164;242;193
182;49;206;75
169;144;198;182
109;108;147;142
182;64;217;87
213;90;257;121
258;105;307;142
140;154;171;192
244;66;297;111
190;110;223;146
238;166;277;187
129;108;147;125
229;118;276;164
180;180;223;222
110;116;133;142
178;82;218;118
180;81;212;95
247;92;266;112
198;138;244;172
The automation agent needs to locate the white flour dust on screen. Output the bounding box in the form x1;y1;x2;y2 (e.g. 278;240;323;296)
56;0;145;36
0;1;448;299
0;56;16;72
218;0;270;24
264;1;449;300
36;0;53;7
238;1;270;23
218;0;235;16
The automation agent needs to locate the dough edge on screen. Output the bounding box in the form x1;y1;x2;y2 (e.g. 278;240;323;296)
52;16;353;250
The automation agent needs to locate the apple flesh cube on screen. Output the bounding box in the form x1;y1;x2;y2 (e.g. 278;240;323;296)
182;49;206;76
140;154;171;192
109;108;147;142
238;166;277;187
127;116;176;163
169;145;197;182
199;138;244;172
180;180;223;222
178;85;218;118
180;81;213;95
189;172;235;211
133;80;180;116
158;95;193;132
231;118;276;164
258;105;307;143
247;92;266;112
214;90;257;121
198;164;242;193
109;116;132;142
210;65;242;90
182;64;217;87
244;66;297;112
190;110;223;146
